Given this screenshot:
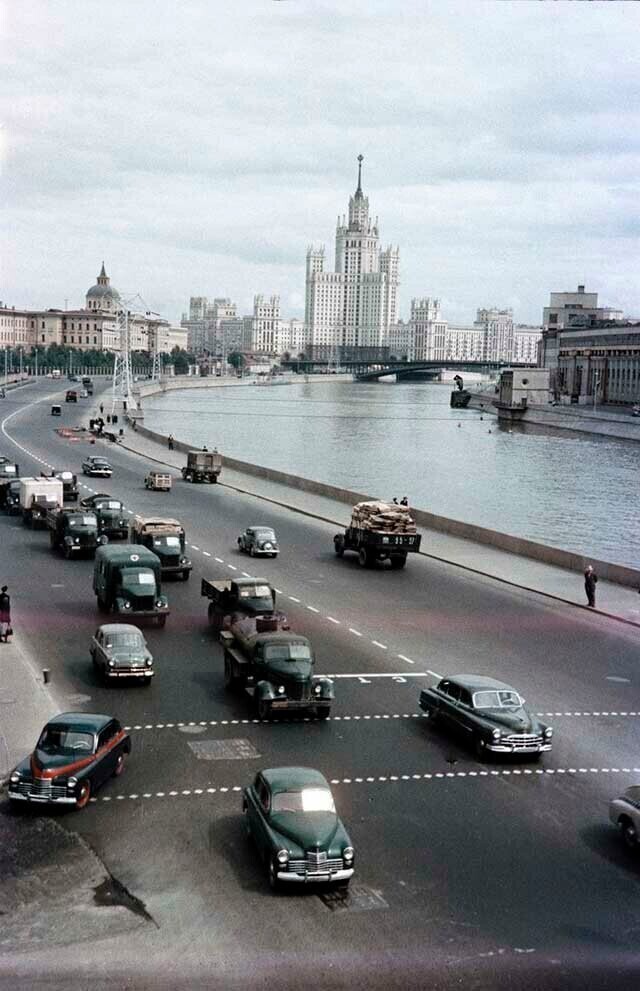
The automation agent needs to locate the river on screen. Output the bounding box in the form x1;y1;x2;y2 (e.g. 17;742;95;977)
142;379;640;568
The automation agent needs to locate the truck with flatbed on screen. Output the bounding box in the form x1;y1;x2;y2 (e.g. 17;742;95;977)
47;507;100;558
19;477;64;529
41;470;79;503
181;450;222;484
220;617;333;721
201;576;288;632
334;500;421;569
93;544;170;626
130;517;192;580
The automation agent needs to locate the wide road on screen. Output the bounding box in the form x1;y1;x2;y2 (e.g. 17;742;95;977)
1;380;639;991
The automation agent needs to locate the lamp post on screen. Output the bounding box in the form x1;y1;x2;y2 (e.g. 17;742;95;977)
19;347;23;380
593;373;600;412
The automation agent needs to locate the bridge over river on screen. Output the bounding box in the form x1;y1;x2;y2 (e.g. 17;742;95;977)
281;358;524;381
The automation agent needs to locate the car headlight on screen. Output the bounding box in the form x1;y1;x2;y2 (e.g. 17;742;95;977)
263;542;272;550
119;519;126;526
276;849;289;865
10;771;21;784
544;727;553;738
156;599;163;608
277;685;285;695
67;777;78;790
180;556;187;564
314;684;322;694
492;728;501;740
343;847;354;862
74;537;80;544
108;659;115;667
123;601;131;609
145;658;153;667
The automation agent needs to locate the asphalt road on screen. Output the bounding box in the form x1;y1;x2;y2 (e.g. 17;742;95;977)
1;380;639;991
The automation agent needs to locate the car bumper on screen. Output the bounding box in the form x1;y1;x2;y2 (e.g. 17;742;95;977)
87;470;112;477
161;564;192;575
99;527;128;537
107;668;154;678
277;867;354;884
8;790;77;805
115;609;170;618
484;742;552;754
268;698;331;710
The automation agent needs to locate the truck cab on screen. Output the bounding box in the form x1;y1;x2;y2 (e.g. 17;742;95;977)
19;477;64;528
93;545;170;626
48;509;99;558
42;470;78;503
130;518;192;580
201;577;285;631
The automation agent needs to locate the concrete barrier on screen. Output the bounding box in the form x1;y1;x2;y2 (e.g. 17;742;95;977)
130;420;640;589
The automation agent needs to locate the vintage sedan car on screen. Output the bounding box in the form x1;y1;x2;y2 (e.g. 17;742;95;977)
243;767;354;890
65;390;78;403
80;493;127;538
609;786;640;850
419;674;553;758
82;456;113;478
90;623;154;684
8;712;130;809
1;478;21;514
238;526;279;558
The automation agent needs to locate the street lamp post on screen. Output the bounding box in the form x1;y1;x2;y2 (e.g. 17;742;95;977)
593;373;600;412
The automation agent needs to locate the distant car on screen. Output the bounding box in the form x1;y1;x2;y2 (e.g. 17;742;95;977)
80;389;89;398
80;493;127;537
65;390;78;403
632;405;640;418
610;786;640;850
90;623;154;684
238;526;279;558
82;456;112;478
7;712;131;810
419;674;553;758
243;767;354;890
51;405;62;416
68;375;79;382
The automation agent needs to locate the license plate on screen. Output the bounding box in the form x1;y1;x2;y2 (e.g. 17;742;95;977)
270;700;288;709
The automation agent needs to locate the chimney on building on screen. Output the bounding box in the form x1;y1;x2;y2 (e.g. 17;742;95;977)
578;285;585;293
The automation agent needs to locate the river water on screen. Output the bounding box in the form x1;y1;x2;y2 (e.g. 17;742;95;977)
142;380;640;568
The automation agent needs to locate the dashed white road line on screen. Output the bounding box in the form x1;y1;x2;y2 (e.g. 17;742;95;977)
202;551;211;557
124;712;430;732
371;640;387;650
288;595;301;603
307;605;320;613
227;564;237;571
348;628;363;637
327;616;341;625
397;654;415;665
214;557;224;563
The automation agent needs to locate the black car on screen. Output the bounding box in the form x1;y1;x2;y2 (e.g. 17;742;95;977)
82;457;113;478
419;674;553;758
0;478;21;514
8;712;131;809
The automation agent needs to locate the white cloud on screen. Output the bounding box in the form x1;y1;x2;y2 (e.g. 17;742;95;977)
2;0;639;324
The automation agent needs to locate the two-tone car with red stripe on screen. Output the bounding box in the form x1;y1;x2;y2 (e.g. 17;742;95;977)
8;712;130;809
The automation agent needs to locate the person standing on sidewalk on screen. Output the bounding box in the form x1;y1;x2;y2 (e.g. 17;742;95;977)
584;565;598;608
0;585;11;642
168;434;174;451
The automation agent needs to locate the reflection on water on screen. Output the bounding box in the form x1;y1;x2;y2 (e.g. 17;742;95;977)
143;381;640;567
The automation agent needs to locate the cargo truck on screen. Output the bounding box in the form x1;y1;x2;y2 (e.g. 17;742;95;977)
47;507;100;558
201;576;288;632
220;617;333;721
93;544;170;626
130;518;192;580
19;477;64;528
181;450;222;483
333;500;422;569
41;470;79;503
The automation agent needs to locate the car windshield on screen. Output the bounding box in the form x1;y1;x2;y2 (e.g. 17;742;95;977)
264;644;311;661
255;529;275;539
1;465;16;473
154;536;181;547
107;632;144;649
271;788;336;814
92;461;109;467
68;515;97;527
473;690;523;709
121;570;155;587
37;726;94;755
239;585;272;599
97;501;121;510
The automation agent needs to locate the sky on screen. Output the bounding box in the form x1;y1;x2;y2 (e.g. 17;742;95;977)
2;0;639;327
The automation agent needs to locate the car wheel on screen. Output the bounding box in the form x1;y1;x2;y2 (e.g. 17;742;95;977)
249;545;255;557
257;698;271;721
182;570;190;581
76;780;92;809
243;802;252;839
144;676;153;687
334;536;344;558
316;707;331;720
113;753;126;777
268;858;281;892
422;706;438;725
474;736;488;760
621;817;639;850
358;548;369;568
157;615;167;628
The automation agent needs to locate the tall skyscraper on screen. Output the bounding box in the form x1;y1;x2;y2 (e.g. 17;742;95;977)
305;156;399;360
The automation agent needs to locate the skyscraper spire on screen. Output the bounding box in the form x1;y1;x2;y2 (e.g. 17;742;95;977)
356;154;364;197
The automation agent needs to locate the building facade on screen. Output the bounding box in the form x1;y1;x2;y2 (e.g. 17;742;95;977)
305;156;399;361
539;284;624;370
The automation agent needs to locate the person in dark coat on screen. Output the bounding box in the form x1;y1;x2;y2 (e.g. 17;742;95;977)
168;434;174;451
0;585;11;642
584;565;598;608
400;496;409;506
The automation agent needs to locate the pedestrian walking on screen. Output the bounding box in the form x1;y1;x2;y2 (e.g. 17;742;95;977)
392;497;398;504
400;496;409;507
99;403;104;415
0;585;11;642
168;434;174;451
584;565;598;608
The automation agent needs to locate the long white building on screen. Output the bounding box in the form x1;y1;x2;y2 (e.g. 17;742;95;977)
305;156;399;360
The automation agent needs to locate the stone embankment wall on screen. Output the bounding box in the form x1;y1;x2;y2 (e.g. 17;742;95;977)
468;391;640;441
130;411;640;589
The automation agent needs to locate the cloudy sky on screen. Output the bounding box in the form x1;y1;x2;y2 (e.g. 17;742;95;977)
3;0;639;326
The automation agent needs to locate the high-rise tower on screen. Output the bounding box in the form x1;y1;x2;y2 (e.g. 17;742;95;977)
305;156;399;361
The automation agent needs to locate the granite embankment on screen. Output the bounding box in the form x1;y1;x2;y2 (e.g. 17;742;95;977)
468;390;640;442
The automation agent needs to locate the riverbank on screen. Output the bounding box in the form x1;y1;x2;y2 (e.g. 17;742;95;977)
468;389;640;441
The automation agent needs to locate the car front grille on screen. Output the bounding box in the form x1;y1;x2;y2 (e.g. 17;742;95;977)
285;681;311;702
134;596;156;611
14;779;69;800
502;733;543;746
287;855;344;873
164;556;180;567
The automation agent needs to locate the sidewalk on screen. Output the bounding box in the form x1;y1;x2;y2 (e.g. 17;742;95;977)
0;634;59;786
117;423;640;630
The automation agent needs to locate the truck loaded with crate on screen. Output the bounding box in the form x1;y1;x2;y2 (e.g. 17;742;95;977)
333;501;421;569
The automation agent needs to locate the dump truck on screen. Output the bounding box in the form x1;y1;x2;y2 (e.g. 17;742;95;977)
333;500;422;569
47;507;100;558
130;517;192;580
181;450;222;483
220;618;333;721
93;544;170;626
41;470;79;502
19;477;64;528
201;576;288;632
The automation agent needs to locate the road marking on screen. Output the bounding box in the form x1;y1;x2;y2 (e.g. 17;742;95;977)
327;616;341;625
348;628;363;637
124;712;429;731
397;654;414;665
191;545;200;551
307;606;320;613
427;669;443;679
203;551;211;557
227;564;237;571
214;557;224;563
99;765;640;803
289;596;301;603
326;672;429;679
371;640;387;650
536;710;640;718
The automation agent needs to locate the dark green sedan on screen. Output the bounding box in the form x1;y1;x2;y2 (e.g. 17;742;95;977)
419;674;553;758
243;767;355;890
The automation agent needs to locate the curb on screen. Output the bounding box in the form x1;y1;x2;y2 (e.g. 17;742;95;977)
116;439;640;632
